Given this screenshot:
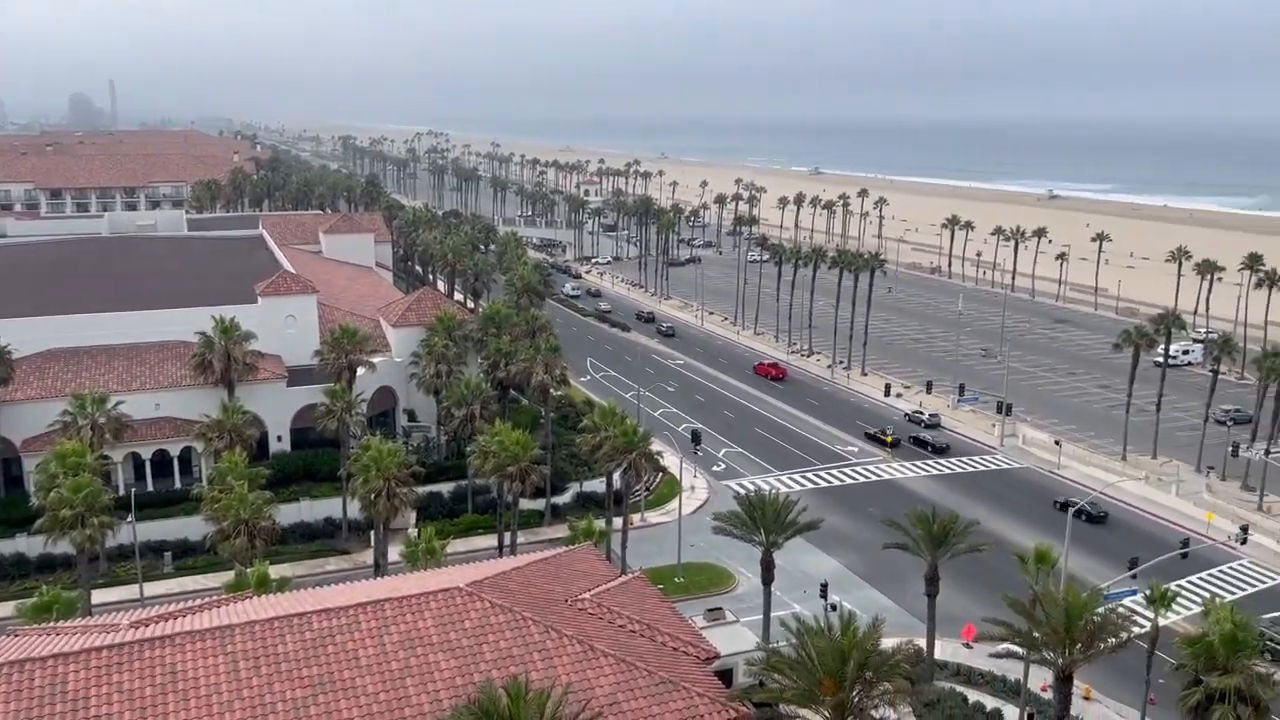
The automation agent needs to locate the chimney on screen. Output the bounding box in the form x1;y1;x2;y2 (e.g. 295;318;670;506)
108;79;118;129
232;150;240;163
702;607;728;623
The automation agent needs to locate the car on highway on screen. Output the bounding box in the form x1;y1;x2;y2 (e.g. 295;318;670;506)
746;251;765;263
904;409;943;429
1190;327;1221;343
585;287;602;298
1052;497;1109;524
753;361;787;381
560;282;582;298
568;267;583;279
594;302;613;313
863;426;902;448
683;254;702;264
908;433;950;454
656;322;677;337
1211;405;1253;425
634;309;656;323
590;256;613;266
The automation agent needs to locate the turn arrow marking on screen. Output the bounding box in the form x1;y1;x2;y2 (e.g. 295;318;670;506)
711;462;726;472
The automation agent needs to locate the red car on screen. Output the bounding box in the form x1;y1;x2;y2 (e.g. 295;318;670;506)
753;360;787;381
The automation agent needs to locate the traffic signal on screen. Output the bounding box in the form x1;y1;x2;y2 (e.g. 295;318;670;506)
1178;537;1191;560
690;428;702;452
1005;402;1014;418
818;579;829;602
1239;523;1251;546
883;382;892;398
1127;556;1140;579
925;380;934;395
995;400;1005;416
958;382;966;398
1231;440;1241;458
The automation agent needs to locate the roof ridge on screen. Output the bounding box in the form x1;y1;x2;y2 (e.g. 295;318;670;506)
570;576;717;662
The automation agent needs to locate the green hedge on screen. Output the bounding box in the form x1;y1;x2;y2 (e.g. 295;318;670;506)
899;644;1062;720
549;295;632;332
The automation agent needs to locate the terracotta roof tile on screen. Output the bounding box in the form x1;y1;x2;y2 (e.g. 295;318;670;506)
262;212;390;247
378;288;456;327
18;416;201;453
0;154;257;189
319;303;391;353
0;546;746;720
322;212;374;235
0;341;287;403
255;269;319;297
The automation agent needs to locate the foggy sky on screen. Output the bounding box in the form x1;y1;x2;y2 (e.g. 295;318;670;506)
1;0;1277;127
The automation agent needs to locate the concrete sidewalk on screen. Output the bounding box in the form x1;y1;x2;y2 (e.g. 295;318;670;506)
0;442;711;620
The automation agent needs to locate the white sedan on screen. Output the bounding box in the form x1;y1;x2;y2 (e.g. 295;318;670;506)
590;256;613;266
1190;327;1221;342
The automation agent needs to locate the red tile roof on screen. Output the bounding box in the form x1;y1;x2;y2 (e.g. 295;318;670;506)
322;211;374;235
379;288;455;327
0;545;746;720
19;416;201;453
0;341;287;403
254;269;319;297
0;154;257;189
261;211;391;246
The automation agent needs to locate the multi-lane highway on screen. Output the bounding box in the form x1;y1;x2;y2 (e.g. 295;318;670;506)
546;276;1280;717
592;236;1271;480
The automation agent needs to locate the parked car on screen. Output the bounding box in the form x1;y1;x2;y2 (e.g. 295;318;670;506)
594;302;613;313
904;409;943;429
1211;405;1254;425
753;361;787;380
634;310;656;323
908;433;950;454
1052;497;1109;524
656;322;677;337
863;426;902;449
590;256;613;266
746;251;765;263
1190;327;1221;343
585;287;603;298
568;267;583;279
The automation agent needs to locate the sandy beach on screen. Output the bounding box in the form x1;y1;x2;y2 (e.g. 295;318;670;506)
316;122;1280;335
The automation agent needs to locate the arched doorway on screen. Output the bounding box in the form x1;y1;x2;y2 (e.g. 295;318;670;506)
290;403;336;451
0;436;24;497
177;446;200;487
149;449;177;491
367;386;399;436
243;412;270;462
97;454;117;492
123;451;146;491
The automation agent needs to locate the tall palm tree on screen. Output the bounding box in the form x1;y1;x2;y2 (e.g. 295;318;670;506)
1201;258;1227;331
1196;334;1241;473
195;398;260;461
198;448;279;566
980;581;1133;720
189;314;264;400
409;334;464;448
1190;257;1214;329
346;434;418;577
1240;346;1280;490
958;218;976;283
987;225;1006;289
880;506;989;681
400;524;451;570
611;419;661;573
516;335;570;524
1011;542;1061;718
314;383;367;542
871;196;888;252
1054;250;1070;302
442;373;498;513
1253;266;1280;353
941;214;963;279
314;322;378;389
1091;231;1113;311
1149;309;1189;459
1166;244;1194;311
576;401;631;562
858;251;888;377
468;420;545;556
31;439;116;617
1238;251;1268;377
738;609;917;718
1028;225;1051;299
1174;598;1276;718
446;675;600;720
766;240;788;340
804;246;830;352
827;249;858;366
1138;581;1182;720
49;390;131;453
782;244;806;349
843;251;867;371
711;489;823;646
1112;323;1160;461
1005;225;1029;292
854;188;870;248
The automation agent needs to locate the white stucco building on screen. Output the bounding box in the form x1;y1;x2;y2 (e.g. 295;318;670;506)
0;209;458;497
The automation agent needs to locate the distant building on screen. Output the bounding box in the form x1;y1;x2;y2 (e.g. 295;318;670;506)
0;129;261;216
578;178;607;204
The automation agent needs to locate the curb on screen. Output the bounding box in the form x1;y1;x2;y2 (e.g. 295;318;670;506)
645;569;740;602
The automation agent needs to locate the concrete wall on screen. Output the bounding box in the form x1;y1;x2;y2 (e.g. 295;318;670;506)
4;216;105;236
319;231;375;268
105;210;187;234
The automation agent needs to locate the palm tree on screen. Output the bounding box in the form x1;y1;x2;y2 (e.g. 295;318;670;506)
516;335;569;524
0;339;13;453
400;524;451;570
564;515;608;548
880;506;989;681
1112;323;1160;461
48;390;131;453
1254;266;1280;353
854;188;870;248
1138;581;1182;720
314;322;377;389
1202;258;1228;330
442;372;498;513
469;420;545;556
189;314;264;400
576;401;630;562
346;434;418;577
31;439;116;617
410;334;464;449
980;581;1133;719
827;249;859;365
842;251;867;371
1028;225;1051;299
15;584;81;625
195;398;260;460
446;675;600;720
941;214;963;279
1010;542;1061;717
198;448;279;565
1091;231;1113;311
738;609;916;718
958;218;976;282
1196;334;1241;473
1167;244;1194;311
987;225;1006;289
710;489;823;646
313;383;367;542
767;240;788;340
610;418;661;573
1053;250;1070;303
1175;598;1276;718
222;559;292;596
1149;309;1189;459
1006;225;1029;292
785;244;806;349
1238;251;1268;377
858;251;888;376
872;196;889;252
804;246;830;352
1240;346;1280;490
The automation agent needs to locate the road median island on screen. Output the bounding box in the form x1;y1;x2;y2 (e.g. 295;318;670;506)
641;561;737;600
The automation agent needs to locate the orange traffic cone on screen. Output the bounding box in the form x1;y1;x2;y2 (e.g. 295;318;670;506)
1039;680;1049;693
1147;693;1157;706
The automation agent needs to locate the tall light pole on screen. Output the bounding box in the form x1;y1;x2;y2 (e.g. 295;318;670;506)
996;282;1010;359
1058;476;1142;590
660;431;687;581
952;294;964;391
997;340;1012;447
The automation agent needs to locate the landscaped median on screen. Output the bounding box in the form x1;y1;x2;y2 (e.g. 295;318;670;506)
549;294;632;332
641;561;737;600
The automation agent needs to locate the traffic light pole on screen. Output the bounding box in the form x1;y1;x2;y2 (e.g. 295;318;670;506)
1094;533;1248;592
997;341;1011;447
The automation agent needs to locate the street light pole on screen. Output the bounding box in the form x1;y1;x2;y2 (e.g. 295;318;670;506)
1058;476;1142;590
996;282;1010;358
997;340;1011;446
952;294;964;391
129;487;145;606
660;431;687;581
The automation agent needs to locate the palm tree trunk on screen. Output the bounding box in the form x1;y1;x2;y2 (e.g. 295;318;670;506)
1241;275;1255;378
946;231;956;280
786;269;801;348
805;267;820;353
1255;384;1280;508
76;550;93;617
1196;363;1222;473
1191;277;1205;328
1094;253;1104;311
752;254;767;333
1140;624;1160;720
543;409;555;526
732;225;744;325
773;263;785;342
1121;351;1140;461
960;234;970;283
1030;242;1042;299
831;269;846;364
1010;245;1020;292
1205;276;1216;326
603;470;616;562
373;523;387;577
1152;330;1174;459
1261;290;1275;352
618;471;632;573
845;275;862;370
760;551;777;646
990;245;1001;289
494;483;506;557
859;272;878;376
1053;670;1076;720
1241;381;1270;490
922;570;940;683
508;484;520;555
339;430;351;542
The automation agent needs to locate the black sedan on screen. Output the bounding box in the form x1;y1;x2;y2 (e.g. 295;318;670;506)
634;310;656;323
1053;497;1109;524
908;433;950;454
863;426;902;449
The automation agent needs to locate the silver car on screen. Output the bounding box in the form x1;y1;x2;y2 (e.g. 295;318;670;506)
594;302;613;313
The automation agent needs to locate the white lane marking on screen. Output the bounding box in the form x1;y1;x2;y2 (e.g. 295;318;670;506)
604;345;613;350
1114;560;1280;637
724;455;1024;494
724;410;734;417
808;398;819;405
695;395;706;402
754;427;819;465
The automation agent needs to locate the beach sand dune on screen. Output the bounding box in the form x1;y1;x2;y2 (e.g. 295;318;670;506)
315;122;1280;336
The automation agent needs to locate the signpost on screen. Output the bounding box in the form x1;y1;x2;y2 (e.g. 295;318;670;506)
956;395;981;406
1102;586;1140;604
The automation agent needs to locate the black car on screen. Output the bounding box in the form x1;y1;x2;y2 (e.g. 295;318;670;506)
683;254;702;264
1052;497;1109;524
656;322;676;337
908;433;950;454
863;426;902;449
634;310;656;323
585;287;603;297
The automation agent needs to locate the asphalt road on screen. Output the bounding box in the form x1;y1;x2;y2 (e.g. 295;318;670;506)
548;278;1280;716
589;234;1274;481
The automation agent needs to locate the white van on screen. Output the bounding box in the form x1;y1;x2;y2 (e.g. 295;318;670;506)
1153;342;1203;367
561;282;582;298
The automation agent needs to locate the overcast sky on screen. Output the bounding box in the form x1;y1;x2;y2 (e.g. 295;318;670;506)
1;0;1277;127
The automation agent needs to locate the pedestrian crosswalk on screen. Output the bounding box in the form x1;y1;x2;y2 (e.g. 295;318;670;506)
723;455;1026;495
1114;559;1280;636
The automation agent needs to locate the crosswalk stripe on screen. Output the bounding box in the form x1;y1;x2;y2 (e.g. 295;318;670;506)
723;454;1025;494
1114;559;1280;636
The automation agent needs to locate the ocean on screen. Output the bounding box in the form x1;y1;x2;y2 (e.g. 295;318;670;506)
389;116;1280;216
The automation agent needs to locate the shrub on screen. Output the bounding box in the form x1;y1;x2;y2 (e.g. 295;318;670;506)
0;494;40;538
911;685;1004;719
265;448;341;489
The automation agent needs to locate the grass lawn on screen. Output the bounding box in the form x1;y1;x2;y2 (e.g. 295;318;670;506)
630;473;680;513
642;561;737;599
